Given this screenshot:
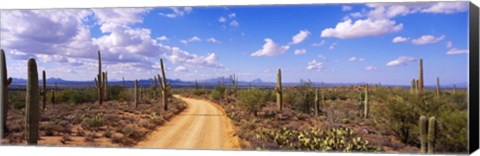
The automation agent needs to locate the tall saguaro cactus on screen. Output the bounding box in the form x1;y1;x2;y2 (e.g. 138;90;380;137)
419;115;428;153
435;77;440;98
160;59;170;111
152;76;157;100
40;70;46;111
453;84;456;95
134;80;139;108
410;79;416;94
229;74;238;92
51;82;57;106
275;68;283;111
418;59;424;92
364;84;369;118
1;49;13;139
26;58;40;145
95;50;104;105
103;71;108;101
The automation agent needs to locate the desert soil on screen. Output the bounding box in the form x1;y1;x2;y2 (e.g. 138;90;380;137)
136;95;240;150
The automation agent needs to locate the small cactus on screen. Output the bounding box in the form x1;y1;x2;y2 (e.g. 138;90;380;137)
428;117;437;154
1;49;13;138
419;115;428;153
134;79;139;108
194;79;199;91
276;68;283;111
26;58;40;145
40;70;46;111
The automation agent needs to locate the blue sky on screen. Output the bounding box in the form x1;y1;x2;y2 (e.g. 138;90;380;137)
0;2;469;85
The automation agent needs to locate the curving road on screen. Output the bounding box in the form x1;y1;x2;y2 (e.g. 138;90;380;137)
136;95;240;150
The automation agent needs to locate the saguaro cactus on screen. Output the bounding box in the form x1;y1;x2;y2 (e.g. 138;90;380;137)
26;58;40;145
314;89;320;116
194;79;199;91
1;49;13;138
364;84;369;118
152;76;157;100
134;80;139;108
103;71;108;101
160;59;170;111
40;70;46;111
410;79;416;94
229;74;238;92
51;82;56;106
435;77;440;98
428;117;437;154
419;59;424;92
453;84;456;95
95;50;104;105
275;68;283;111
419;115;428;153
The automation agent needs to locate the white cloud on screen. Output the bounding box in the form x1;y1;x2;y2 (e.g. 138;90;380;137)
348;57;366;62
166;47;223;68
329;42;337;50
321;18;403;39
180;40;188;44
290;30;310;45
251;38;290;57
365;66;378;71
342;5;353;11
159;7;192;18
386;56;416;66
311;40;326;47
318;55;328;60
392;36;409;43
174;66;188;72
230;20;239;27
411;35;445;45
294;49;307;55
189;36;201;42
447;48;468;55
157;35;168;41
228;13;236;18
421;2;468;14
306;59;324;71
206;38;221;43
218;17;226;23
446;41;453;49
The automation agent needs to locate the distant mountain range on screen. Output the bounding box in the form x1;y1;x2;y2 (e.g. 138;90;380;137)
8;77;468;89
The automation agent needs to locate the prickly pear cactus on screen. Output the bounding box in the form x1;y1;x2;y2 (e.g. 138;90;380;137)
26;58;40;145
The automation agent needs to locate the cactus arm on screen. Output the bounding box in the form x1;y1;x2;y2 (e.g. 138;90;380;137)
6;77;12;85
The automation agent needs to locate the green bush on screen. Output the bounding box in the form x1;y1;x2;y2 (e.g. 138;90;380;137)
237;88;271;116
209;84;226;101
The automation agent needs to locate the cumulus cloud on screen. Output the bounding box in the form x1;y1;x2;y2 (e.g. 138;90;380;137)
159;7;192;18
365;66;378;71
386;56;416;66
165;47;223;68
206;38;221;43
411;35;445;45
311;40;325;47
318;55;328;60
230;20;239;27
421;2;468;14
321;18;403;39
174;66;188;72
251;38;290;57
290;30;310;45
157;36;168;41
180;36;202;44
348;57;366;62
294;49;307;55
392;36;409;43
447;48;468;55
306;59;324;71
218;17;226;23
342;5;353;11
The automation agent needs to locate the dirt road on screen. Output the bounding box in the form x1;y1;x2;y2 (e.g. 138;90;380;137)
136;95;240;150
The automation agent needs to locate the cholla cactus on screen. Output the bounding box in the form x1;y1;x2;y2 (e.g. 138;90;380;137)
26;58;40;145
1;49;13;138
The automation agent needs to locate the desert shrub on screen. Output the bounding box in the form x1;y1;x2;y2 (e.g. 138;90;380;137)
10;90;26;109
209;84;226;101
237;89;271;116
56;88;97;104
107;85;125;101
283;80;315;113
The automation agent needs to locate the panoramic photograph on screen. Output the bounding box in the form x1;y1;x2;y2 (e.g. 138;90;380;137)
0;1;470;154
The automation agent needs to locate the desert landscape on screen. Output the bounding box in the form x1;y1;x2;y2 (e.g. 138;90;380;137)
0;2;470;154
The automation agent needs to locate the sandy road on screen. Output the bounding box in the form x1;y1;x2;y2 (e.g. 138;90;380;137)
136;95;240;150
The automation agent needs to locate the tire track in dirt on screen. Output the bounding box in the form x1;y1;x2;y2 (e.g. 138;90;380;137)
136;95;240;150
